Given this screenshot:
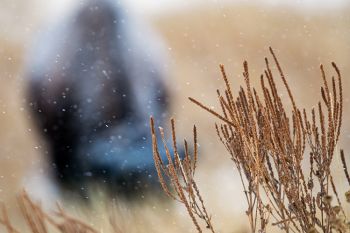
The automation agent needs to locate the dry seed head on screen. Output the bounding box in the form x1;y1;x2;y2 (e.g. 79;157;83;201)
345;190;350;202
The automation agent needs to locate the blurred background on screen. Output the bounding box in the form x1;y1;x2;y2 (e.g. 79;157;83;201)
1;0;350;232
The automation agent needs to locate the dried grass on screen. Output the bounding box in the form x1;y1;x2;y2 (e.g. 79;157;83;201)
151;48;350;233
150;118;214;233
0;190;100;233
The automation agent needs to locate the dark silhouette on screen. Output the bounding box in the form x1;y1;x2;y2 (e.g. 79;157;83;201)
25;0;170;197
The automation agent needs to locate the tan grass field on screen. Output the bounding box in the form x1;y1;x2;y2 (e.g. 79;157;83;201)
1;3;350;232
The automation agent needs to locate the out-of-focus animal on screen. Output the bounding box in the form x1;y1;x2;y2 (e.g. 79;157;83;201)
25;0;170;198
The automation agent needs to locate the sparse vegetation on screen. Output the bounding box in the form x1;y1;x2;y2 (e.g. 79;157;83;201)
151;48;350;233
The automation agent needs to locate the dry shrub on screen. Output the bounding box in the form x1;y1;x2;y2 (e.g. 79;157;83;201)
150;118;214;232
151;48;350;233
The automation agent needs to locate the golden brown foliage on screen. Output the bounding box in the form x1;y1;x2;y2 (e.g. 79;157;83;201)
150;118;215;233
152;48;350;233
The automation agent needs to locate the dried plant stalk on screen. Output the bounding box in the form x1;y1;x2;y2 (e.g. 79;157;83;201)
150;117;215;233
173;47;348;233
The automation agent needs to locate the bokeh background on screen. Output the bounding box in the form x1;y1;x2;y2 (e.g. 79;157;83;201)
1;0;350;232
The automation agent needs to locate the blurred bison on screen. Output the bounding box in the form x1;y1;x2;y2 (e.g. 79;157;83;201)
25;0;170;198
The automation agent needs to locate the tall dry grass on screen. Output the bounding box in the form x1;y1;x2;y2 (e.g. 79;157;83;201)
151;48;350;233
0;190;99;233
